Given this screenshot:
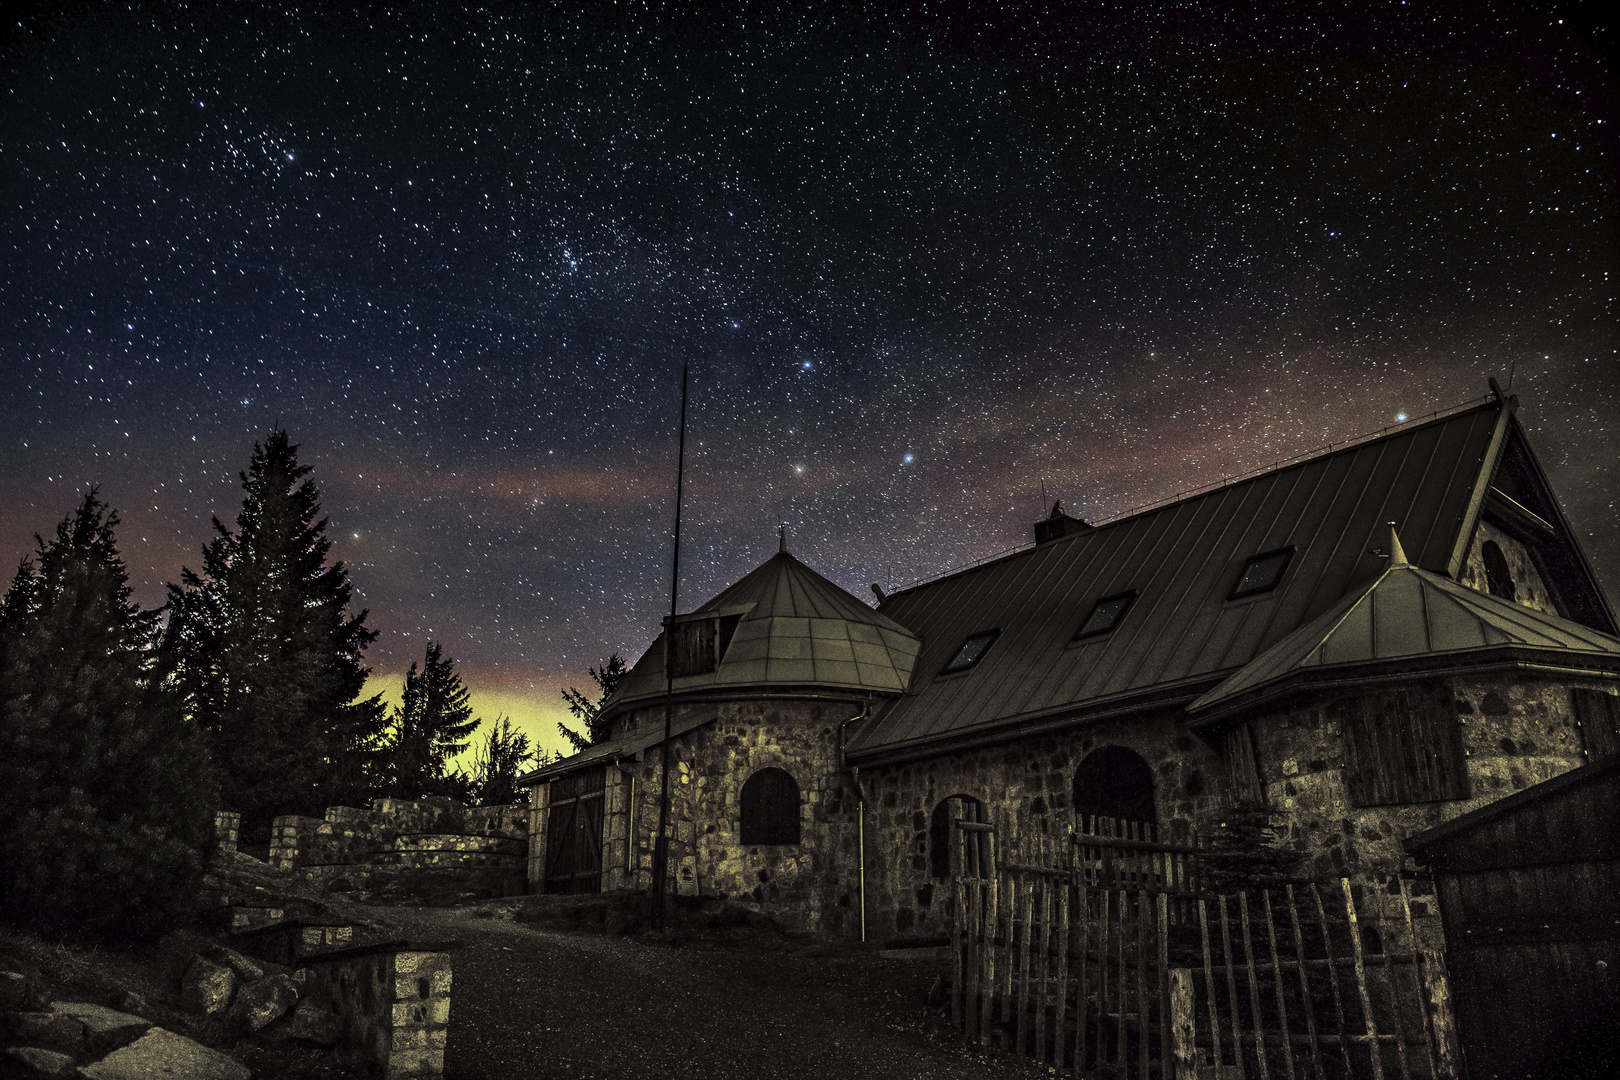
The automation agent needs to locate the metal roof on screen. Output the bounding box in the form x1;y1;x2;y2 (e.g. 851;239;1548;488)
518;709;719;785
846;399;1519;761
1188;529;1620;716
603;550;921;715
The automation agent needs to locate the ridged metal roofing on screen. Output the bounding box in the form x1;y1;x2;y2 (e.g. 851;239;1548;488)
1189;531;1620;716
518;710;719;784
604;551;922;714
846;400;1513;760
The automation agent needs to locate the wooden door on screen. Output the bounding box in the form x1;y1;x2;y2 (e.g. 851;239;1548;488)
544;768;605;894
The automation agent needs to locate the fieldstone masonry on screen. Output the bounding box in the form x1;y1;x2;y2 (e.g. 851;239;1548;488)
270;797;527;899
300;944;455;1080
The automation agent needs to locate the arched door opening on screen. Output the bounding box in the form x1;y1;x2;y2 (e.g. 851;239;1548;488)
1072;746;1157;832
740;767;801;845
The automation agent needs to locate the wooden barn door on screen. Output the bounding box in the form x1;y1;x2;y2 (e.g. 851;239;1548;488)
544;768;605;894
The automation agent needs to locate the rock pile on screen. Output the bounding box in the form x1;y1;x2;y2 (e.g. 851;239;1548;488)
1;961;248;1080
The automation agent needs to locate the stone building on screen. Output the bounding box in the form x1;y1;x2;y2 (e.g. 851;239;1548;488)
521;387;1620;940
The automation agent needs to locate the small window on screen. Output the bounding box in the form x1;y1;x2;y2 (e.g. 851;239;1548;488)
1222;723;1265;804
666;612;744;678
1342;687;1470;806
941;629;999;674
1073;592;1135;641
1230;547;1295;600
740;767;800;845
1572;688;1620;762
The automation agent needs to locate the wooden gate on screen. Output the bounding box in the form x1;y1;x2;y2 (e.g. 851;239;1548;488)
544;768;605;894
949;820;1459;1080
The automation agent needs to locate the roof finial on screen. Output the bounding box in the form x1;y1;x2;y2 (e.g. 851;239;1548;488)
1387;522;1408;567
778;523;787;554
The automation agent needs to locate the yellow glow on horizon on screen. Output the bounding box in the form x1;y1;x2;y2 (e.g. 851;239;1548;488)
363;670;582;771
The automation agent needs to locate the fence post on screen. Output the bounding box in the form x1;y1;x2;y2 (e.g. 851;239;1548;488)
1418;949;1462;1080
1170;968;1198;1080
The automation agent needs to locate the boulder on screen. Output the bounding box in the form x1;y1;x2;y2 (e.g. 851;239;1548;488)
49;1003;150;1056
272;995;342;1047
200;945;264;984
78;1029;250;1080
177;957;235;1016
0;972;48;1013
0;1011;85;1058
0;1046;78;1079
225;973;299;1032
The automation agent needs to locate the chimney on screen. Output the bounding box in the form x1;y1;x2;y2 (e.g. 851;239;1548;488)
1034;499;1093;545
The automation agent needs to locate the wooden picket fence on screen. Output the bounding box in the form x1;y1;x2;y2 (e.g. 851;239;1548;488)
948;820;1460;1080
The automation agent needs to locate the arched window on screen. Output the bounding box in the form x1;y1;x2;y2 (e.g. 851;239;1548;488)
929;795;987;879
740;767;800;845
1073;746;1157;829
1481;540;1516;601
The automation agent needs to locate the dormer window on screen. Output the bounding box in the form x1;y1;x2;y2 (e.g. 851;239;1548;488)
941;629;999;674
1229;547;1294;600
1073;592;1134;641
666;612;743;677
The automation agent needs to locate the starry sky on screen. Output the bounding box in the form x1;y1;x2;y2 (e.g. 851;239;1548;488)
4;1;1617;761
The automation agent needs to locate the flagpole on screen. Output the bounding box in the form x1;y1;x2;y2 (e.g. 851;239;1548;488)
652;363;688;928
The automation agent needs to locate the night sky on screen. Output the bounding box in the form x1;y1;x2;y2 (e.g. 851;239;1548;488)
4;1;1617;761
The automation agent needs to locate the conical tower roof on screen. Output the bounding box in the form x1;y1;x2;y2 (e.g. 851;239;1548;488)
1190;529;1620;718
604;550;921;714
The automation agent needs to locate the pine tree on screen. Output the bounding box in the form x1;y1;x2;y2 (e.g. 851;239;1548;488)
558;653;625;751
466;716;539;806
383;641;481;798
165;431;385;838
0;492;216;943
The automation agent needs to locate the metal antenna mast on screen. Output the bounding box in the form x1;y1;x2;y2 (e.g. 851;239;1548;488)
652;363;688;928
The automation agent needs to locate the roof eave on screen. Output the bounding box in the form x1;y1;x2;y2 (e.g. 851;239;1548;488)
1187;644;1620;728
846;673;1225;768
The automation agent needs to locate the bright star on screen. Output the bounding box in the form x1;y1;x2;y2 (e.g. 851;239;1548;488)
903;453;914;463
1396;412;1407;422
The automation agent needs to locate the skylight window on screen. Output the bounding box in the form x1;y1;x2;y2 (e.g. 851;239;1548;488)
941;629;999;674
1230;547;1295;600
1073;592;1135;641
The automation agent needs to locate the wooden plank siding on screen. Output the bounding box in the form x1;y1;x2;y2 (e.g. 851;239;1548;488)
1406;755;1620;1080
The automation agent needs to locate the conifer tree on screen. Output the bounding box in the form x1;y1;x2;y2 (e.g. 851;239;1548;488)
382;641;481;798
466;716;538;806
558;653;625;751
165;431;385;837
0;492;216;943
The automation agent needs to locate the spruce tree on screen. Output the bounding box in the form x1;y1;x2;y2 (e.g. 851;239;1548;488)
0;492;216;943
165;431;385;838
382;641;481;798
558;653;625;751
466;716;538;806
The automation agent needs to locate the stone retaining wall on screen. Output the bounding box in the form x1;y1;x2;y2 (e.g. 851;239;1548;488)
300;943;456;1080
269;798;528;900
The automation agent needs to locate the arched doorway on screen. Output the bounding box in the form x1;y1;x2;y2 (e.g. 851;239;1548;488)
1072;746;1157;830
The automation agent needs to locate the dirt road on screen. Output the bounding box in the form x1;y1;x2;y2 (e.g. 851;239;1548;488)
382;905;1050;1080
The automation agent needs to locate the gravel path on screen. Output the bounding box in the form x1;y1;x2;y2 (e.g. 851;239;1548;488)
381;906;1052;1080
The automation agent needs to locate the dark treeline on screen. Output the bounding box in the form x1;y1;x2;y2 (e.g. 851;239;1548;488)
0;431;536;944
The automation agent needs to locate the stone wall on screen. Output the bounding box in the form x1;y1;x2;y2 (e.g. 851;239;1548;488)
528;672;1616;943
271;798;528;900
1245;671;1600;887
529;697;865;934
300;944;454;1080
855;708;1225;943
1458;518;1559;615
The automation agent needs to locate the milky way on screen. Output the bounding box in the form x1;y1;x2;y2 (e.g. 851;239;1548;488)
3;2;1616;757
